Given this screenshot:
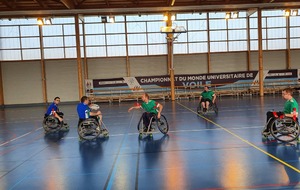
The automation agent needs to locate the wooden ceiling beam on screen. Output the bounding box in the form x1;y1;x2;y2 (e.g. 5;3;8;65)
105;0;110;6
2;0;13;9
60;0;76;9
34;0;48;8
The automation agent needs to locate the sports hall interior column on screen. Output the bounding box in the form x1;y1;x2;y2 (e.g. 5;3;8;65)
166;12;175;101
81;15;88;79
246;13;251;71
75;14;83;99
258;8;264;97
38;24;48;103
206;12;211;73
124;16;130;76
0;61;4;107
286;14;291;69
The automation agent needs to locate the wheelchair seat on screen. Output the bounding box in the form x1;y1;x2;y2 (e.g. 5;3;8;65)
197;101;218;114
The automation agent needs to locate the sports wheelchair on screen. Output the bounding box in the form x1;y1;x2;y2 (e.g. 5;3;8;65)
42;114;69;134
197;101;218;115
262;113;300;143
78;118;109;141
137;113;169;138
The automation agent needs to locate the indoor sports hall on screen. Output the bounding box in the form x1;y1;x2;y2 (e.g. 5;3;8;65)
0;0;300;189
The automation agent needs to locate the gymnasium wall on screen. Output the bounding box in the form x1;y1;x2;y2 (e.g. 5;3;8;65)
1;49;299;105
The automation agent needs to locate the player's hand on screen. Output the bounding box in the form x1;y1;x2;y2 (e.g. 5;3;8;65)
157;112;161;119
128;107;132;112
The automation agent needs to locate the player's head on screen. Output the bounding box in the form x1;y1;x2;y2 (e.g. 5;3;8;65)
142;93;149;102
54;97;60;104
282;88;293;100
80;96;89;105
204;86;209;91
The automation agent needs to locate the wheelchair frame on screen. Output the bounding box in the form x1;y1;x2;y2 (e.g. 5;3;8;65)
137;113;169;138
263;116;300;142
43;115;63;133
197;101;218;115
77;118;109;141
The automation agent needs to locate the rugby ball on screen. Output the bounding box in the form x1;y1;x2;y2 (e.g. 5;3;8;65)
89;104;100;110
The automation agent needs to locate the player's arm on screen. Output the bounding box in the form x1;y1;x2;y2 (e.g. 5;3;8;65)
284;107;298;118
128;104;141;112
212;93;216;103
156;103;163;119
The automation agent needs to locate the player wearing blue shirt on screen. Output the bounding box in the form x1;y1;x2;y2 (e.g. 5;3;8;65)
45;97;63;122
77;96;102;125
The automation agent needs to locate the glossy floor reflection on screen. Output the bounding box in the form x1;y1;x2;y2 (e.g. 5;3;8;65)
0;95;300;189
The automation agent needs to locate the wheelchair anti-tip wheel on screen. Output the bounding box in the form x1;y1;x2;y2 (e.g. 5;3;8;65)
43;115;62;133
270;117;300;142
78;118;101;141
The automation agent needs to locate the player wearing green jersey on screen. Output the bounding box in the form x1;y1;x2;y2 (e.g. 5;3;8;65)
199;86;216;112
262;88;299;136
128;93;163;129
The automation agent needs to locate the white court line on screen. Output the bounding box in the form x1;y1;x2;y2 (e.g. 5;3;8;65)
0;127;43;147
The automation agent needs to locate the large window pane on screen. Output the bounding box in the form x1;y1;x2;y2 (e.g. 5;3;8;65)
44;48;64;59
22;49;41;60
210;42;227;52
84;23;105;34
291;38;300;48
249;18;258;29
189;42;208;53
250;40;258;50
176;33;187;43
267;17;286;27
106;23;125;33
267;28;286;39
0;26;19;37
209;20;226;29
174;43;187;54
148;44;167;55
0;50;21;60
127;22;146;33
210;30;227;41
188;20;207;30
0;38;20;49
106;34;126;45
148;33;166;44
107;46;126;56
63;25;75;35
188;31;207;42
65;47;77;58
228;30;247;40
43;25;63;36
290;27;300;38
267;39;286;50
86;46;106;57
85;35;105;46
20;26;39;36
147;21;165;32
21;37;40;48
43;37;64;47
128;34;147;44
228;18;246;29
229;41;247;51
128;45;147;55
64;36;76;47
250;29;258;40
290;16;300;27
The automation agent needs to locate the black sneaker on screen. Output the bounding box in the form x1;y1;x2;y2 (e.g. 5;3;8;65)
203;108;207;112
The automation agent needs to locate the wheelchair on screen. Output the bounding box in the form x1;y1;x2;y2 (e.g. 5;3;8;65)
42;114;69;134
197;101;218;115
77;118;109;141
137;113;169;138
262;114;300;143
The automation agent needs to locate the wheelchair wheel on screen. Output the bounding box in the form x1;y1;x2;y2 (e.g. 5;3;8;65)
156;115;169;134
78;118;101;141
197;105;202;114
270;117;300;142
212;103;218;114
43;115;62;133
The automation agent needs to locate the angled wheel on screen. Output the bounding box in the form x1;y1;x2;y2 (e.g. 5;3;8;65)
78;118;101;141
270;117;300;142
156;115;169;134
43;115;61;133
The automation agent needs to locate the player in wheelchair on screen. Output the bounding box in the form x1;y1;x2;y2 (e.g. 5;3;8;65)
43;97;69;133
128;93;169;138
197;86;218;114
77;96;109;141
262;88;299;142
